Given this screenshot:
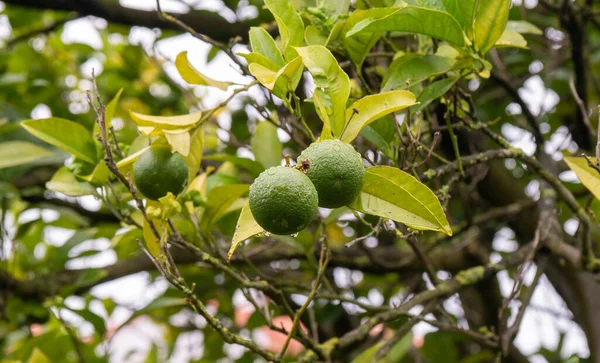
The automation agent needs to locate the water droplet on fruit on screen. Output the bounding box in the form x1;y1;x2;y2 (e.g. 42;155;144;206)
334;145;341;151
267;170;276;175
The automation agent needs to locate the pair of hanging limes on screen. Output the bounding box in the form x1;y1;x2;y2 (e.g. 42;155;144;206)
249;139;364;235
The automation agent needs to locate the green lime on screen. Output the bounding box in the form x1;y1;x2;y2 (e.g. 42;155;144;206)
133;145;188;200
249;166;318;235
298;139;364;208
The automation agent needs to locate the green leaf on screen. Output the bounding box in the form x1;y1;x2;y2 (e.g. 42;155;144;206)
228;202;263;260
79;160;110;185
203;155;265;177
506;20;543;35
440;0;477;37
305;25;328;46
494;29;528;49
129;110;203;130
360;125;393;158
265;0;304;59
0;141;54;169
21;118;97;164
341;90;417;143
348;166;452;235
26;348;51;363
73;268;108;289
351;341;384;363
0;122;20;137
340;9;388;67
422;331;459;363
185;128;204;182
387;331;413;361
313;91;335;139
251;121;283;169
249;27;285;68
564;157;600;200
412;76;459;113
105;88;124;130
46;167;97;197
350;332;412;362
473;0;511;54
206;45;220;63
144;344;159;363
201;184;250;228
296;45;350;136
382;54;456;91
346;6;466;48
68;308;106;336
175;51;232;90
249;56;304;99
238;52;278;71
318;0;350;15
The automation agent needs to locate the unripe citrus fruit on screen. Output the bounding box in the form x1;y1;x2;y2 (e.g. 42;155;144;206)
249;166;318;235
297;139;364;208
133;145;188;200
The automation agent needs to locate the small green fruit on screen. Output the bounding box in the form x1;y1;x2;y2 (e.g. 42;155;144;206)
298;139;364;208
133;145;188;200
249;166;318;235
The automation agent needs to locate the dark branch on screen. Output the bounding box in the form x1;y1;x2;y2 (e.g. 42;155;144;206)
3;0;252;43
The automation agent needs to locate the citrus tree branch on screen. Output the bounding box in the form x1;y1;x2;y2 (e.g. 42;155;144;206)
3;0;252;43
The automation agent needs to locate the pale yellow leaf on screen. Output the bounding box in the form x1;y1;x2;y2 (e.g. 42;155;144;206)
341;91;417;143
564;157;600;200
248;56;303;99
116;146;151;174
143;218;162;257
164;128;191;157
228;202;263;260
185;128;204;182
175;51;232;90
129;110;203;130
494;29;528;49
137;125;162;136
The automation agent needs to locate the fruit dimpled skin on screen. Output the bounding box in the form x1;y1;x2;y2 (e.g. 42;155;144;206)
133;145;189;200
249;166;319;235
298;139;364;208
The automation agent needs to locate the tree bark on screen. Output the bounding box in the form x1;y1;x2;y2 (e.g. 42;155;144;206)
3;0;252;43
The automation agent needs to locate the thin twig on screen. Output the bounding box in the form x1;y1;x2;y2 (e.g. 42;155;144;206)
448;87;464;176
375;301;437;360
597;106;600;160
412;132;441;168
498;225;541;322
155;0;248;74
568;73;593;134
201;80;259;122
279;237;330;358
403;233;440;285
500;257;548;356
